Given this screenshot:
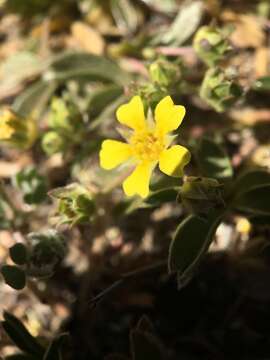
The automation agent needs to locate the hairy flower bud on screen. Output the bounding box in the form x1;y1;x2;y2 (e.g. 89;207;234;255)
179;176;224;216
149;59;181;88
42;131;66;155
42;97;84;156
200;67;243;112
49;97;82;134
26;230;67;278
49;183;95;226
193;26;231;66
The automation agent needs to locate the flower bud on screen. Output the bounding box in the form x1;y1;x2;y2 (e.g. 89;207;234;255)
0;108;37;149
149;59;181;88
26;229;67;278
193;26;231;66
200;67;243;112
41;131;66;155
179;176;224;216
49;183;95;226
49;97;82;134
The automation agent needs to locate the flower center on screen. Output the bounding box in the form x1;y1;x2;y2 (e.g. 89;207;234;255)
130;130;164;162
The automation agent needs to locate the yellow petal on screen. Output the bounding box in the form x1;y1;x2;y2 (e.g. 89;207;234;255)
123;162;153;198
155;96;186;134
100;139;131;170
116;96;146;131
159;145;191;177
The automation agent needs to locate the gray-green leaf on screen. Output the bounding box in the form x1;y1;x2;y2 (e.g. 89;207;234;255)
161;0;204;45
168;212;223;287
196;137;233;181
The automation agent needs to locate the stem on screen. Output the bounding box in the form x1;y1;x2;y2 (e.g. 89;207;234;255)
89;260;166;308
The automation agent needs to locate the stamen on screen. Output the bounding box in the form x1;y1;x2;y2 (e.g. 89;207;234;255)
130;130;164;162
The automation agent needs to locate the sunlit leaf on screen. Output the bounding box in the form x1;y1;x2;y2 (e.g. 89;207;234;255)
110;0;141;34
161;0;204;45
44;51;130;85
13;80;58;118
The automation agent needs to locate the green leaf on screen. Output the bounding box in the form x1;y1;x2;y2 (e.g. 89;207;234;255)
44;52;130;86
161;0;204;45
130;330;164;360
89;94;126;130
13;167;48;205
232;169;270;196
168;212;223;286
110;0;140;34
196;137;233;181
144;187;179;207
232;184;270;216
253;76;270;91
1;265;26;290
2;312;45;357
88;84;123;119
13;80;58;118
0;51;43;98
43;333;69;360
9;243;28;265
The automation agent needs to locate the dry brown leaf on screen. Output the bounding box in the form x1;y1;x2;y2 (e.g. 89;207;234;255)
86;7;120;36
230;107;270;125
254;47;269;77
222;11;265;48
70;21;105;55
251;145;270;170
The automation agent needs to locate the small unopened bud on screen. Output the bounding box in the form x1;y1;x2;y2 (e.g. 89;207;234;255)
42;97;84;156
200;67;243;112
49;183;95;226
42;131;66;155
149;59;181;88
26;229;67;278
49;97;82;134
179;176;224;216
193;26;231;66
0;109;37;149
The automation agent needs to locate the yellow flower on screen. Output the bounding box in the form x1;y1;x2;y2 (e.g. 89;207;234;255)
0;109;16;140
0;108;37;149
100;95;191;198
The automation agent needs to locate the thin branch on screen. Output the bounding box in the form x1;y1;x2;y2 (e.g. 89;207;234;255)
88;260;167;308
